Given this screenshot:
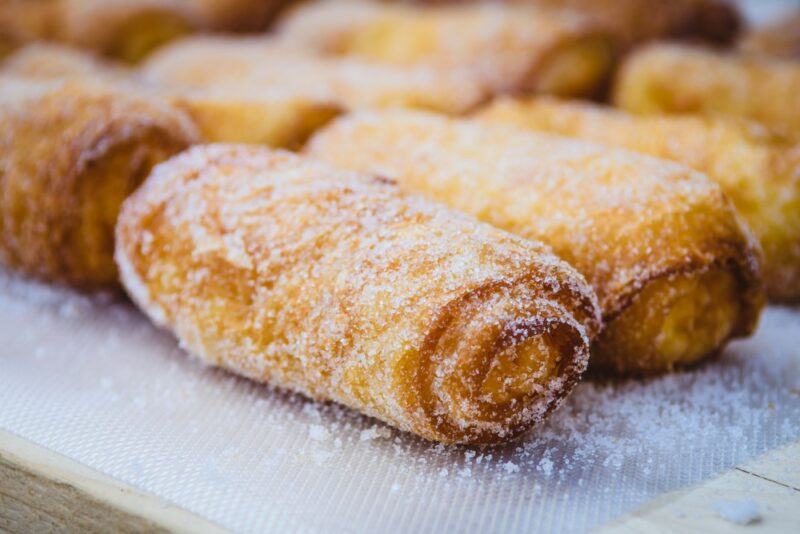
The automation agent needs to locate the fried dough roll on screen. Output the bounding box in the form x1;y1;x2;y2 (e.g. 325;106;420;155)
614;44;800;137
0;76;198;288
140;36;486;114
277;0;616;97
55;0;293;63
739;11;800;59
478;97;800;302
2;43;343;148
115;145;600;444
307;110;764;376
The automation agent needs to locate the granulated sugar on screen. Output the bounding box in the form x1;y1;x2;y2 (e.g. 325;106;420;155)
713;499;761;525
0;269;797;533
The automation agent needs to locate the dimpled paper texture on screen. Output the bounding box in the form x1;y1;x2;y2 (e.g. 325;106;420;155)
1;264;800;533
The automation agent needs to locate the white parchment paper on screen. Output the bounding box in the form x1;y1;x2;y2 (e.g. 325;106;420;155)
1;268;798;533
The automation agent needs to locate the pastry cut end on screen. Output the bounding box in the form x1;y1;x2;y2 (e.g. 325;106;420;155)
530;36;615;97
592;268;751;376
420;279;593;444
108;11;192;63
69;130;190;288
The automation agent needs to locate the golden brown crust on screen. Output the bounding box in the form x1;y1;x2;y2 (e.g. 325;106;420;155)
140;36;488;114
613;43;800;138
0;76;199;288
477;97;800;302
115;145;600;444
276;0;617;97
306;109;764;375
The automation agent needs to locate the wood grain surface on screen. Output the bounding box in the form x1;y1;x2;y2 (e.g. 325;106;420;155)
600;441;800;533
0;429;223;533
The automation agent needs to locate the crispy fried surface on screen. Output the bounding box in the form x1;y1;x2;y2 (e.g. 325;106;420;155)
115;145;600;444
0;77;198;288
277;0;615;97
478;97;800;301
614;44;800;138
307;110;764;376
140;36;487;114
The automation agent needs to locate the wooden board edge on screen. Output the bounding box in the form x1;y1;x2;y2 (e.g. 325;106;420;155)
0;428;226;533
596;440;800;533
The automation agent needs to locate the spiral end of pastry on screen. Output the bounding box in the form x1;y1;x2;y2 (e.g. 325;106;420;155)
413;277;594;445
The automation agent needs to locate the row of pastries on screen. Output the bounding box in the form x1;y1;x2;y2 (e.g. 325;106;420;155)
0;0;798;444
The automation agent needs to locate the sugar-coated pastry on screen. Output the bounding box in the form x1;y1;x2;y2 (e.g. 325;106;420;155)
55;0;293;63
478;97;800;302
739;10;800;59
614;43;800;137
140;36;487;114
277;0;616;97
115;145;601;444
0;76;199;288
307;109;764;376
2;43;343;148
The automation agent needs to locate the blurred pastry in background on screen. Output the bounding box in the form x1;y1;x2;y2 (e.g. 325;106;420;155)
116;144;601;444
165;86;342;148
140;36;488;113
307;109;764;376
526;0;740;48
277;0;617;98
54;0;295;63
478;96;800;302
1;42;128;79
0;76;199;288
739;10;800;59
2;43;343;148
397;0;741;49
614;43;800;138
